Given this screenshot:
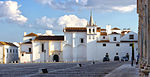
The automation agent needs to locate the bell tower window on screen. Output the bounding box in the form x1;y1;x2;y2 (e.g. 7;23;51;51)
89;29;91;33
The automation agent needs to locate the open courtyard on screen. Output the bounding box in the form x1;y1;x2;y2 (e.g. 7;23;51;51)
0;61;131;77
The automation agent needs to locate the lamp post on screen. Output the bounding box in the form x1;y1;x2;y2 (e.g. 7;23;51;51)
131;43;134;66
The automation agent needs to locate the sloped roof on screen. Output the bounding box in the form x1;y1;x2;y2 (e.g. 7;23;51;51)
0;41;18;47
24;33;38;37
97;40;110;43
63;27;87;32
121;31;131;36
111;27;120;30
109;32;120;35
100;32;107;35
97;27;101;32
22;41;32;44
101;29;106;31
34;36;64;41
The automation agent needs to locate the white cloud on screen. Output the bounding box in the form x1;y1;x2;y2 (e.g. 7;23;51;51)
58;15;87;27
33;15;87;31
0;1;27;24
36;0;136;13
112;5;136;13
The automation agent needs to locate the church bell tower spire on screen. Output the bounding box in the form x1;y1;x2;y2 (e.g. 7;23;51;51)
89;10;94;26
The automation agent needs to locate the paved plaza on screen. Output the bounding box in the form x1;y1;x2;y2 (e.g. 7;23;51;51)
0;61;131;77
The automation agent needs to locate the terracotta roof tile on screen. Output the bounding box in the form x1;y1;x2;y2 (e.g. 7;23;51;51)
34;36;64;41
97;40;110;43
24;33;38;37
64;27;87;32
100;32;107;35
101;29;106;31
111;27;120;30
109;32;120;35
97;27;101;32
0;41;18;47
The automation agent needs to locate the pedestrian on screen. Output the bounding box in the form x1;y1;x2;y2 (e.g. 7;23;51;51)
126;53;129;61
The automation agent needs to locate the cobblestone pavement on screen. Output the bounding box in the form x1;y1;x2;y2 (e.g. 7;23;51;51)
0;61;126;77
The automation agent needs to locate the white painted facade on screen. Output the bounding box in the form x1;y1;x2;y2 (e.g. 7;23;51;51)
63;14;138;62
0;42;19;64
20;31;64;63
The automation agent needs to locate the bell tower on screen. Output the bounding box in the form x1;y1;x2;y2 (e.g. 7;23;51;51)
86;11;98;61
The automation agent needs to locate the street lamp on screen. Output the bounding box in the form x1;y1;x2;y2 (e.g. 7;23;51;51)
131;43;134;66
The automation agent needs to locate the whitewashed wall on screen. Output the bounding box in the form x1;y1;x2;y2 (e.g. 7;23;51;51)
0;46;3;63
21;44;32;52
20;53;32;63
96;42;138;61
5;45;19;64
63;32;87;62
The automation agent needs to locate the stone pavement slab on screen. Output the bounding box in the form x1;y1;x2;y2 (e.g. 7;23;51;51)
104;64;139;77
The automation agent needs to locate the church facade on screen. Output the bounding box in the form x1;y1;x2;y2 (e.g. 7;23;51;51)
63;13;138;62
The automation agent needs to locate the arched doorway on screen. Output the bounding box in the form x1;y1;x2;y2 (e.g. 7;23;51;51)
53;55;59;62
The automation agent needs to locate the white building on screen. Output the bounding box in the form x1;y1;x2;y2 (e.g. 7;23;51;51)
0;41;19;64
20;31;64;63
63;13;138;62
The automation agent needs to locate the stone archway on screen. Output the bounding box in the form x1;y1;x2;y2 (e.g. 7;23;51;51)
53;55;59;62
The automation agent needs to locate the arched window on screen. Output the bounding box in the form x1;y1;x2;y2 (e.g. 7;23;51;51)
93;29;95;33
89;29;91;33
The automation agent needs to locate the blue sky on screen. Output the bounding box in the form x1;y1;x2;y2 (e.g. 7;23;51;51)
0;0;138;42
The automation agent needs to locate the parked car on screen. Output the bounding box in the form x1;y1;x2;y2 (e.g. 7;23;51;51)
121;56;128;61
103;57;110;62
114;56;120;61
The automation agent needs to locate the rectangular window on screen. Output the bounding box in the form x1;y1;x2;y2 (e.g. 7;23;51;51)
103;44;106;47
81;38;84;43
10;49;12;53
29;48;31;52
13;49;15;53
89;36;91;39
113;37;117;41
129;35;134;39
42;44;44;52
116;44;120;46
6;49;8;53
93;36;95;39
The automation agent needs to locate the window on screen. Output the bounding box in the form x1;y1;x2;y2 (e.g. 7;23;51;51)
7;49;8;53
89;29;91;33
89;36;91;39
13;49;15;53
129;44;133;46
93;36;95;39
22;54;24;56
129;35;134;39
42;43;44;52
29;48;31;52
93;29;95;33
116;44;120;46
10;49;12;53
103;36;105;39
80;38;84;43
103;44;106;47
113;37;117;41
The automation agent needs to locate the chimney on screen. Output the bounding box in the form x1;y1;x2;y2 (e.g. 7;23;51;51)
24;32;27;36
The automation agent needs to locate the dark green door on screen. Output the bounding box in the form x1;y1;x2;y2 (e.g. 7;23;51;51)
53;55;59;62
